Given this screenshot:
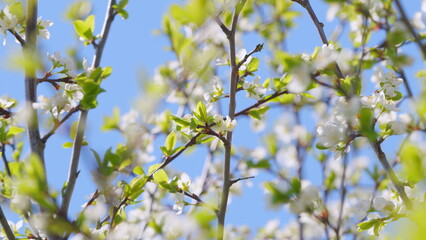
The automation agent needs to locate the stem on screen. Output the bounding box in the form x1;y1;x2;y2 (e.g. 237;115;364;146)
335;152;349;239
369;140;412;208
60;0;117;218
394;0;426;60
1;144;12;177
0;206;15;240
217;1;246;239
24;0;45;166
292;0;345;82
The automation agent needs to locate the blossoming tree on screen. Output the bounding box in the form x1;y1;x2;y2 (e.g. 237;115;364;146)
1;0;426;239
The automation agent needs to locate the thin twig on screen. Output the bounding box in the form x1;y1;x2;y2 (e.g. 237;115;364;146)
60;0;118;218
214;16;230;36
38;77;75;85
369;140;412;208
235;90;288;116
236;43;263;70
230;176;254;185
149;133;202;181
396;69;413;99
182;190;219;213
7;29;25;46
335;151;349;239
41;106;81;143
292;0;346;88
1;144;12;177
394;0;426;60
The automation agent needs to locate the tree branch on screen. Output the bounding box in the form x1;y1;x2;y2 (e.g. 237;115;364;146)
230;176;254;186
217;1;247;239
25;0;45;166
394;0;426;60
7;29;25;47
292;0;345;81
0;206;15;240
1;144;12;177
60;0;118;218
41;106;80;143
369;139;412;208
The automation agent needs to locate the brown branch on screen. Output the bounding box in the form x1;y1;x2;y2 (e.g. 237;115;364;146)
60;0;118;218
149;133;202;181
230;176;254;185
7;29;25;46
214;16;230;36
0;206;15;240
41;105;81;143
1;144;12;177
292;0;346;90
38;76;75;85
236;43;263;70
217;1;247;239
369;139;412;208
181;190;219;213
235;90;289;117
394;0;426;60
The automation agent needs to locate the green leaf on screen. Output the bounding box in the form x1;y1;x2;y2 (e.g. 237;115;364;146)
65;0;92;21
357;220;377;232
62;142;73;148
400;144;424;182
246;57;259;73
171;115;190;127
101;66;113;79
148;164;169;188
359;108;377;142
90;149;102;167
73;14;95;41
70;121;78;140
133;166;144;175
165;132;177;154
102;107;120;131
6;126;25;139
193;101;208;122
248;109;261;120
8;2;25;23
79;79;105;109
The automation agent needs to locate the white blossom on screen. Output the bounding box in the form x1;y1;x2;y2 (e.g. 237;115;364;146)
373;197;395;215
214;114;237;132
177;173;191;191
47;51;76;77
173;192;185;215
287;62;311;93
84;199;107;222
0;95;14;108
243;76;266;100
236;48;252;71
316;116;348;149
313;44;339;70
82;57;94;74
288;181;320;214
0;5;18;31
37;17;53;39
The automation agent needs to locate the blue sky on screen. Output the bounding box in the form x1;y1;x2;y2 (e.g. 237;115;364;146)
0;0;423;236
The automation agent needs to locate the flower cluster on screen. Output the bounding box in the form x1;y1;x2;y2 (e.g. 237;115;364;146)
214;114;237;133
47;51;76;77
288;182;320;214
0;4;52;45
33;83;83;118
242;76;267;100
317;97;359;160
